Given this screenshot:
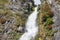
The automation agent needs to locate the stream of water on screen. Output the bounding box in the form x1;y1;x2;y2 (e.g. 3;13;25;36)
19;0;41;40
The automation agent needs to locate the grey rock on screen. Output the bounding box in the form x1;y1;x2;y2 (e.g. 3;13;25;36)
54;32;60;40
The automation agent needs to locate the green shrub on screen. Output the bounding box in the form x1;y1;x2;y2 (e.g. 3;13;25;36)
45;17;53;25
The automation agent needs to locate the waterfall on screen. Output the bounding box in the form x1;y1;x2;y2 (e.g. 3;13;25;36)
19;0;41;40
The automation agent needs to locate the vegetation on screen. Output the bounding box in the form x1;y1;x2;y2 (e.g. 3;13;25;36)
0;0;35;40
0;7;30;39
8;32;22;40
36;2;54;40
0;0;9;4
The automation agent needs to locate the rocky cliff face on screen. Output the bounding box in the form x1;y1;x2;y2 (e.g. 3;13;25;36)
7;0;35;14
0;0;35;40
49;0;60;40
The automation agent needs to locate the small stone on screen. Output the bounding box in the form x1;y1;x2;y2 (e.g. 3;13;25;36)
17;26;23;32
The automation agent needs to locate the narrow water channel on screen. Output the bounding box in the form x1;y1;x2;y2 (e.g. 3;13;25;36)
19;0;41;40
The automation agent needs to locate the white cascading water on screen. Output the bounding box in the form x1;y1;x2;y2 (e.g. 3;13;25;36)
19;0;41;40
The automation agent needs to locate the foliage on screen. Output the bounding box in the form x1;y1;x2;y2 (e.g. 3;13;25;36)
0;0;35;40
0;0;8;4
44;17;53;26
0;7;28;40
36;1;54;40
8;32;21;40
